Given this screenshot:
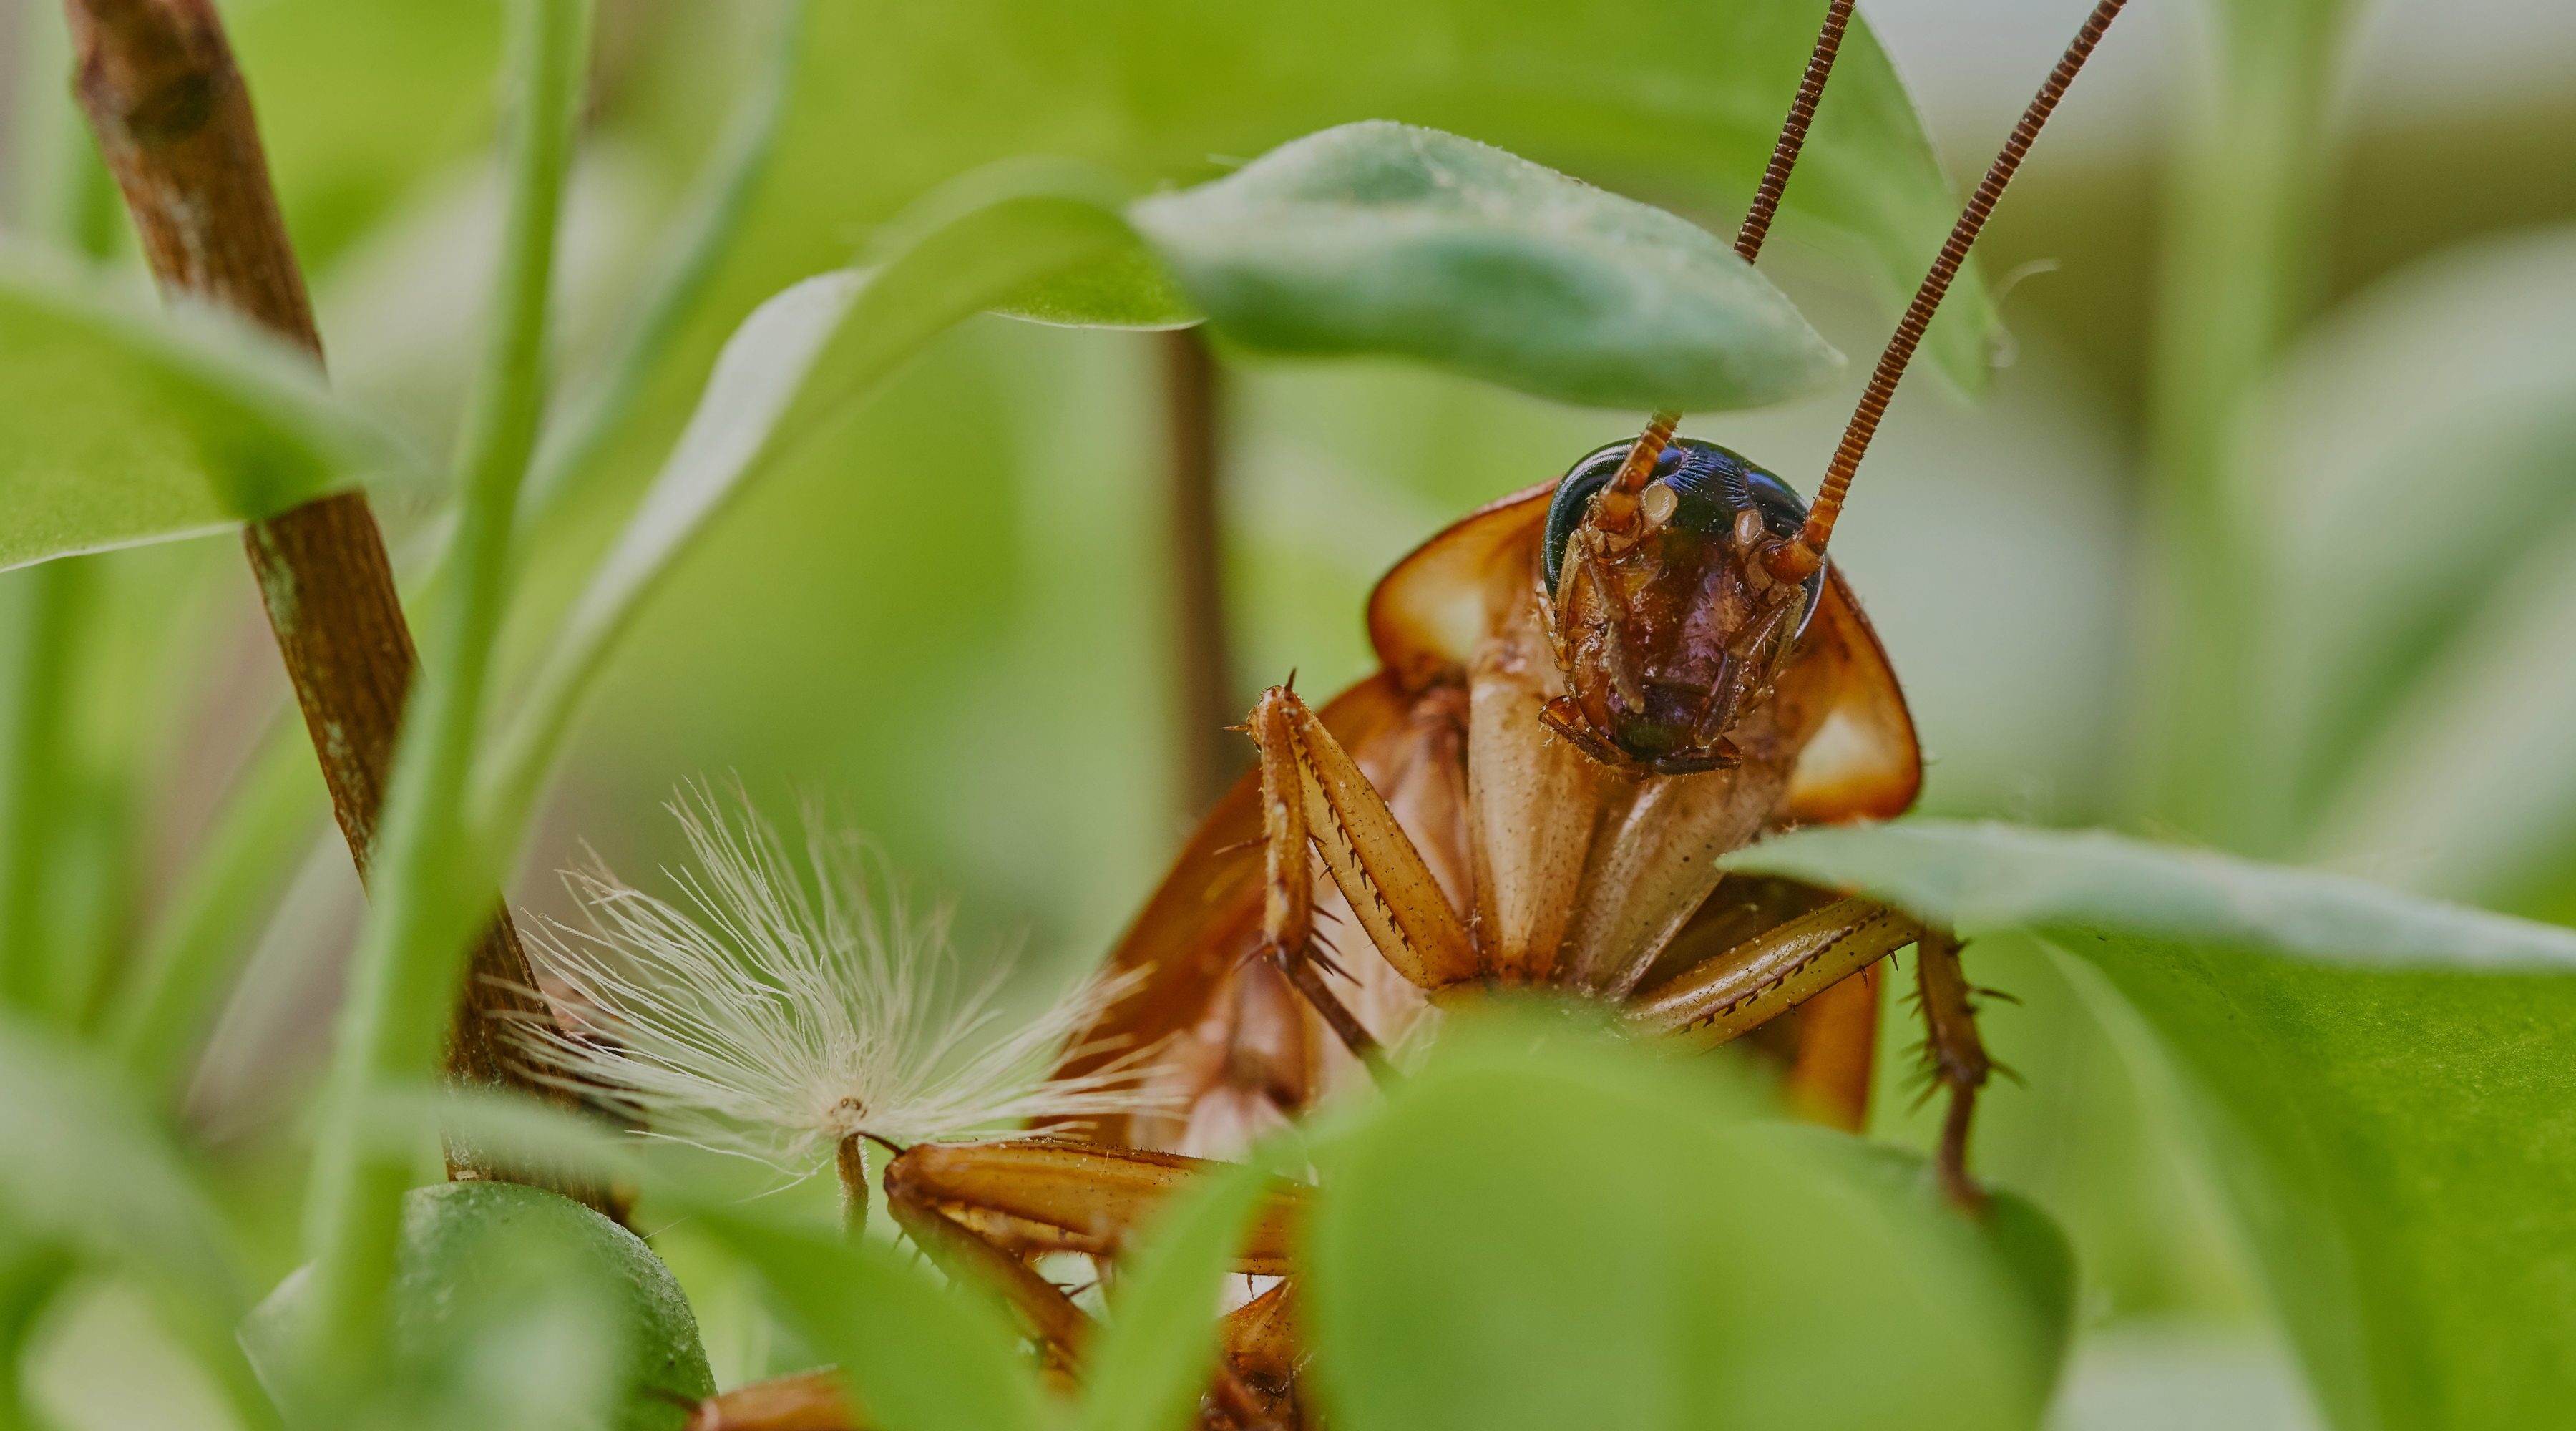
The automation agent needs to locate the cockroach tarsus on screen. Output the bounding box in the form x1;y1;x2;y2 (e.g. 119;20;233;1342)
696;0;2131;1426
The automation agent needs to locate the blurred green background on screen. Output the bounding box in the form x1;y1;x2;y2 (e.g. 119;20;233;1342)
4;0;2572;1425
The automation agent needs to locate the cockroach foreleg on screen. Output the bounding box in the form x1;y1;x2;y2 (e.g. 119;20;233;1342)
887;1182;1097;1365
1912;927;1994;1213
1782;959;1884;1133
1626;897;1922;1048
874;1142;1307;1422
1246;685;1478;1070
687;1368;865;1430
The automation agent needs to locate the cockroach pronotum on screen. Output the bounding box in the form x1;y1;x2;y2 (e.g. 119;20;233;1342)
693;0;2129;1426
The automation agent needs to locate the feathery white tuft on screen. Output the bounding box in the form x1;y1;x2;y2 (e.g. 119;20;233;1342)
508;784;1163;1173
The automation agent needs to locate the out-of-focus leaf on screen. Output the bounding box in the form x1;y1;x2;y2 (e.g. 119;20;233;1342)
1131;122;1840;411
520;0;804;522
228;0;507;270
992;242;1201;329
107;722;327;1100
1724;819;2576;968
477;157;1141;847
693;1209;1049;1431
2235;229;2576;904
1075;1155;1279;1431
245;1182;711;1431
1726;817;2576;1431
0;1016;278;1430
1306;1010;2055;1431
0;1017;239;1312
756;0;1994;391
0;263;413;572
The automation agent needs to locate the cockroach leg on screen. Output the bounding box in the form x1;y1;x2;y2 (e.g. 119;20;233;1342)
1782;959;1884;1133
1913;926;1993;1213
887;1181;1096;1365
1244;684;1479;1065
864;1142;1307;1422
687;1368;862;1430
1626;897;1923;1047
1277;951;1397;1088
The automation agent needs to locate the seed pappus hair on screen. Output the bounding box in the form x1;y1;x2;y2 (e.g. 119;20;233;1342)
505;782;1167;1175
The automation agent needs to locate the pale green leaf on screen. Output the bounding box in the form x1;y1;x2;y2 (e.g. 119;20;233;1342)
992;242;1201;329
1131;122;1840;412
1307;1010;2055;1431
244;1183;713;1431
0;262;413;572
769;0;1994;390
0;1016;240;1314
476;157;1143;848
1723;819;2576;969
1724;818;2576;1430
2237;228;2576;906
0;1015;278;1430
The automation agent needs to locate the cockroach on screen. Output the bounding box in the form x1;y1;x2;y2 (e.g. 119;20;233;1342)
696;0;2127;1425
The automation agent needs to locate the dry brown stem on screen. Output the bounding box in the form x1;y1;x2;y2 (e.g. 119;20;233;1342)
66;0;612;1211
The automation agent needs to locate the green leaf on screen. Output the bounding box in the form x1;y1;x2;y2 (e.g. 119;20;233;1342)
2239;228;2576;906
1724;818;2576;1430
992;243;1201;330
0;263;413;572
246;1182;715;1431
476;157;1143;849
353;1088;1045;1431
1723;819;2576;969
0;1015;278;1430
1076;1156;1279;1431
763;0;1994;390
0;1015;240;1315
1306;1008;2055;1431
1130;122;1840;412
693;1208;1050;1431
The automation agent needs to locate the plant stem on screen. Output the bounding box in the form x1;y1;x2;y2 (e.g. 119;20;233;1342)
65;0;610;1197
1161;326;1244;819
0;560;84;1020
516;0;799;529
2139;0;2357;849
301;0;590;1390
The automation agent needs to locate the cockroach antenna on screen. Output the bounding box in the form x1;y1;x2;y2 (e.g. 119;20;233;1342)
1769;0;2130;584
1604;0;1855;511
1735;0;1855;265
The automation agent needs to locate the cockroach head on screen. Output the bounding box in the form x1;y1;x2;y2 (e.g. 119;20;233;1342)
1537;435;1825;774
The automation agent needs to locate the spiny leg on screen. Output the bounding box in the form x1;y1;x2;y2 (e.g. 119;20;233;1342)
880;1141;1306;1417
1632;903;2009;1211
1911;927;2000;1212
1245;684;1478;1075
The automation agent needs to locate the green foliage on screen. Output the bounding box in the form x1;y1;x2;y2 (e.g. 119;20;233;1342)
752;0;1994;389
2243;228;2576;908
1730;819;2576;1430
1307;1012;2058;1431
693;1211;1048;1431
6;2;2570;1430
244;1183;714;1431
1131;122;1842;411
0;265;408;571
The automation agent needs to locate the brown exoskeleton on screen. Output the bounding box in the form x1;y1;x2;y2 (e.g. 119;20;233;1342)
693;1;2125;1426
